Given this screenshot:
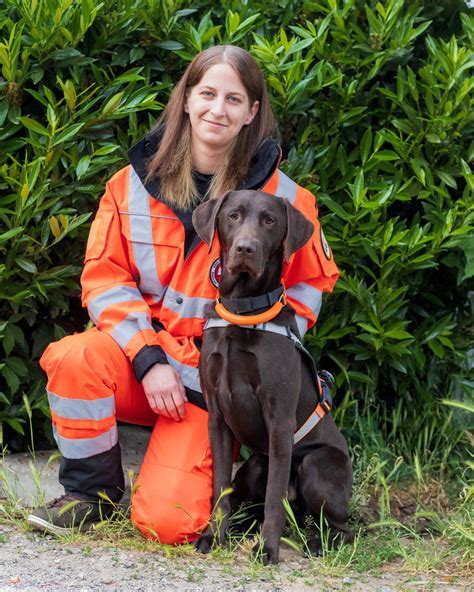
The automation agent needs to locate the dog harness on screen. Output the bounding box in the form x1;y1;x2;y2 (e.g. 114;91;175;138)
203;317;333;444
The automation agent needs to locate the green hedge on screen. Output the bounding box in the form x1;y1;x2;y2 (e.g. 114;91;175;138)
0;0;472;472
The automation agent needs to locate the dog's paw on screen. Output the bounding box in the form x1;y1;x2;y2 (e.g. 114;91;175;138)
252;540;279;565
194;533;214;554
306;536;323;556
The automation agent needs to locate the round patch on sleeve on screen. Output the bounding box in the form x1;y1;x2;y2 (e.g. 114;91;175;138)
210;258;222;288
320;227;332;260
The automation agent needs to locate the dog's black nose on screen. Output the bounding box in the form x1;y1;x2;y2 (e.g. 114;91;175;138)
235;239;257;255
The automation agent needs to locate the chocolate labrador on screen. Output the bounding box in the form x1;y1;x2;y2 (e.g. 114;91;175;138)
192;190;352;564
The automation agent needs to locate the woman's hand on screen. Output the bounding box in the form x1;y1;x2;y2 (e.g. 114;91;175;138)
142;364;187;421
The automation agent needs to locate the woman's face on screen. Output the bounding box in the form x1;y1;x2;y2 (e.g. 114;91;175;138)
184;63;259;153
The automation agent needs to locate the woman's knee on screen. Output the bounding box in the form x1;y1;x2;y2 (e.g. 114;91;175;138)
131;466;212;544
40;330;129;394
130;406;213;545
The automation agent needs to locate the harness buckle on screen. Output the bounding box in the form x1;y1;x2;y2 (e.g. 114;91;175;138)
318;369;334;411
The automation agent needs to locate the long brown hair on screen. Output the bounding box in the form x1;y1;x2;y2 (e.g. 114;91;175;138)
146;45;277;210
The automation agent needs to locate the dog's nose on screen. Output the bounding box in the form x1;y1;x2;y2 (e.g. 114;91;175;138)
235;239;257;255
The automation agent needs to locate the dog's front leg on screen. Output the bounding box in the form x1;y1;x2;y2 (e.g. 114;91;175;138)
255;422;294;564
195;404;234;554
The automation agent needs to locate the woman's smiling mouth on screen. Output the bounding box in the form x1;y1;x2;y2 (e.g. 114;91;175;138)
203;119;228;127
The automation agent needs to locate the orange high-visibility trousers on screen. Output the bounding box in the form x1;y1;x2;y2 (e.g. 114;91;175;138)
40;328;212;544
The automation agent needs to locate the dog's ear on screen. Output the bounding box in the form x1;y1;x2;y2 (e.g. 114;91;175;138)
192;191;233;251
283;200;314;262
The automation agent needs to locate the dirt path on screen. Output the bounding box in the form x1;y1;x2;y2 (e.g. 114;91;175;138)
1;523;471;592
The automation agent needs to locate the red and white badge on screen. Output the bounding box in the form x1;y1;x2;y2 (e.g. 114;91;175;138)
320;227;331;260
210;258;222;288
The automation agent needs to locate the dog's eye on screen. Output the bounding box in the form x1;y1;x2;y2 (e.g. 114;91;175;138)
264;216;275;225
229;212;239;221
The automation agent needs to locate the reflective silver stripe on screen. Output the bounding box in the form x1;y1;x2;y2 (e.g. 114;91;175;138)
128;167;164;301
110;311;154;349
294;411;323;444
295;314;308;338
48;391;115;421
163;287;214;319
287;283;323;319
88;285;144;325
52;425;118;459
165;353;201;392
276;170;297;205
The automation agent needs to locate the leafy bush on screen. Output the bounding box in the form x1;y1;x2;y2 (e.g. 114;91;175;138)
0;0;472;484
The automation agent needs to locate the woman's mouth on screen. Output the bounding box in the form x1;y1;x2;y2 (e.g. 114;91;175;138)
203;119;227;128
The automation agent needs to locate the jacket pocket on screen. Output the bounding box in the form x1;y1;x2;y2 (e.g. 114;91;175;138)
84;209;115;262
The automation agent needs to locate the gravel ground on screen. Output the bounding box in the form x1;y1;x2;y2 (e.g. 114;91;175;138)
0;523;472;592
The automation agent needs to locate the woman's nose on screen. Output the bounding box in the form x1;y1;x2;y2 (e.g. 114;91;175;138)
210;96;226;116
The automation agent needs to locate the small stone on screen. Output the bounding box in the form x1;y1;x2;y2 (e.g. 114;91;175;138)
102;577;114;585
378;587;392;592
343;577;354;585
10;576;20;584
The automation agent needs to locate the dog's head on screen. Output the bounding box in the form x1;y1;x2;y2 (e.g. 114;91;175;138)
192;190;314;280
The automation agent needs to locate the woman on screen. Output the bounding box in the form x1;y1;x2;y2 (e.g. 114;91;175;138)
28;45;339;544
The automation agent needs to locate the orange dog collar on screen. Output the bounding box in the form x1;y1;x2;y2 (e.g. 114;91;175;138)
215;288;287;325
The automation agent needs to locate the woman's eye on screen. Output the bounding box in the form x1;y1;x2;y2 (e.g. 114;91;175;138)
229;212;239;221
201;91;214;97
228;96;241;104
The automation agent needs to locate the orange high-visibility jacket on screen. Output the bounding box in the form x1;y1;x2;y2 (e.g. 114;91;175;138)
81;143;339;393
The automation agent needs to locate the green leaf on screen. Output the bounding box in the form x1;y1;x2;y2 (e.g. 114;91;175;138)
384;330;413;340
16;256;38;274
352;169;366;206
130;47;145;63
0;227;24;243
157;40;184;51
52;123;85;146
410;158;426;185
19;117;49;136
348;371;375;385
437;171;457;189
358;323;379;335
3;326;14;356
76;156;91;179
0;98;8;126
94;144;119;156
287;37;314;56
3;367;20;395
440;399;474;414
6;356;29;376
5;418;25;435
360;127;373;165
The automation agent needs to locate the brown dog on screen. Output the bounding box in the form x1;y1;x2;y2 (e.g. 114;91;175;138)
192;190;352;564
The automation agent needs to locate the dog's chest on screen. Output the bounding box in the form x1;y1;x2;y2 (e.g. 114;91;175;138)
202;327;300;453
